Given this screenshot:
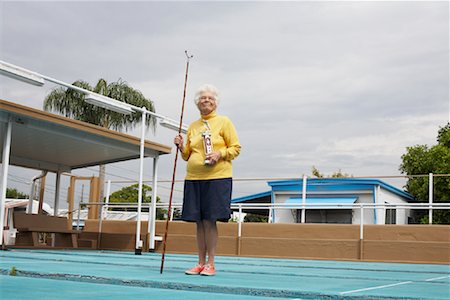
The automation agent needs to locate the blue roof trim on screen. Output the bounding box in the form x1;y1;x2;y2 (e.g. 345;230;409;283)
271;184;375;192
232;190;271;203
267;178;414;201
287;197;358;204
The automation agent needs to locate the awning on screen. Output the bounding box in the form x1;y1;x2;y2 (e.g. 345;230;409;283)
286;197;358;205
0;99;172;172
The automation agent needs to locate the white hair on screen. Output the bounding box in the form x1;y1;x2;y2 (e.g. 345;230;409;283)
194;84;220;105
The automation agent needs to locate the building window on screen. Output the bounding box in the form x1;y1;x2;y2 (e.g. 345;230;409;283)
385;209;396;224
299;209;352;224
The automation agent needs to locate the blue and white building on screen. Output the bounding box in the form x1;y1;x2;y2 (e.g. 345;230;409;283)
232;178;416;224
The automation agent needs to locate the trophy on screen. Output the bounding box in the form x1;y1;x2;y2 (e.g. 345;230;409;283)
202;121;213;165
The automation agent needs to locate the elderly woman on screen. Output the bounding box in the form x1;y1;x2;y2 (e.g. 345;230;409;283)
174;84;241;276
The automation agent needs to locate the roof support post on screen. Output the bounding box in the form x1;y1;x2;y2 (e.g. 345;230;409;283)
148;156;159;251
0;120;12;249
54;171;61;216
135;108;147;255
37;174;47;214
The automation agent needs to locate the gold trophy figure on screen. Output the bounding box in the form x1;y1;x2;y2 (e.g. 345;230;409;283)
202;121;213;165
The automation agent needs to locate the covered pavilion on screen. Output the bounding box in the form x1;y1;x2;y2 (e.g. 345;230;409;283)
0;99;171;250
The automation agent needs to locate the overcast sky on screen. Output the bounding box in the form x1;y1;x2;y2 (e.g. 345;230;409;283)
1;1;449;207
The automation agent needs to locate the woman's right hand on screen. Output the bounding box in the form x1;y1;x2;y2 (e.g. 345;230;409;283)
174;135;184;152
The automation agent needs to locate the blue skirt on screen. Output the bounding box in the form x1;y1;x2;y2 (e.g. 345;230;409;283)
181;178;232;222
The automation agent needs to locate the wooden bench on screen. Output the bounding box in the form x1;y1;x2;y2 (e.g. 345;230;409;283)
13;212;79;248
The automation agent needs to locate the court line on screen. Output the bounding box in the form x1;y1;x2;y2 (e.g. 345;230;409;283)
341;275;450;295
340;281;413;295
425;275;450;281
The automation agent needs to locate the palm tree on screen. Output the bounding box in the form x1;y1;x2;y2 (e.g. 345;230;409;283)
44;78;157;208
44;78;156;129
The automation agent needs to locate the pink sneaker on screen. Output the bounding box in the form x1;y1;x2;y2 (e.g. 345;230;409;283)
200;264;216;276
185;264;204;275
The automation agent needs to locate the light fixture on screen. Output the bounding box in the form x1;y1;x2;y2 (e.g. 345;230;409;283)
85;94;134;115
159;118;187;134
0;60;45;86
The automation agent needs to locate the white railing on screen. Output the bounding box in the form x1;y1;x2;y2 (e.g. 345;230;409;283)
226;202;450;241
73;172;449;253
102;173;450;223
76;201;450;252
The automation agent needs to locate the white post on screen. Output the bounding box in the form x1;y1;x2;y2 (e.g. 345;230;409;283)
238;204;242;238
27;181;35;214
360;205;364;239
170;204;175;221
429;173;433;224
98;197;104;236
359;205;364;260
104;180;111;219
51;171;61;246
0;121;12;248
268;206;273;223
148;156;158;251
375;185;381;224
135;108;147;254
301;175;307;223
54;171;61;216
76;203;81;230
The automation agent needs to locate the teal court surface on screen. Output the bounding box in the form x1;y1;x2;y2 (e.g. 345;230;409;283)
0;249;449;299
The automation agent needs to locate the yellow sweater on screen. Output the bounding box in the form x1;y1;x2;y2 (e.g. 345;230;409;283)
181;111;241;180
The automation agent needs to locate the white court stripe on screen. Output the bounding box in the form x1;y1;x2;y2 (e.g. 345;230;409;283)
340;281;413;295
425;275;450;282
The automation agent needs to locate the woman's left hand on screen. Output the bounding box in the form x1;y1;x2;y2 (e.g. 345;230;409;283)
206;151;221;165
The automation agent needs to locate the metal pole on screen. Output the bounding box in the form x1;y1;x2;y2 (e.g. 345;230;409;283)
359;205;364;260
0;121;12;249
54;172;61;216
160;50;193;274
76;203;81;230
149;156;159;251
377;185;382;225
301;175;307;223
268;197;273;223
27;181;35;214
135;108;147;255
170;205;175;221
360;205;364;239
238;204;242;238
104;180;111;219
237;204;242;256
98;202;104;243
429;173;433;224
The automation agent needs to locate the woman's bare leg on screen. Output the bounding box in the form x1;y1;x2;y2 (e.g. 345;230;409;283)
196;221;207;265
202;220;218;266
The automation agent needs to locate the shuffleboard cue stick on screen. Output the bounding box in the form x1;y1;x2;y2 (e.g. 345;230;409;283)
160;50;193;274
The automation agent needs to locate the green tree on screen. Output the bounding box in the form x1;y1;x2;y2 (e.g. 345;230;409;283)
6;188;28;199
243;214;268;223
108;184;167;220
399;123;450;224
43;78;157;201
311;166;352;178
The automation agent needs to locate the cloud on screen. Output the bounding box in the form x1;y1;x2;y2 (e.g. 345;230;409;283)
1;1;448;206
